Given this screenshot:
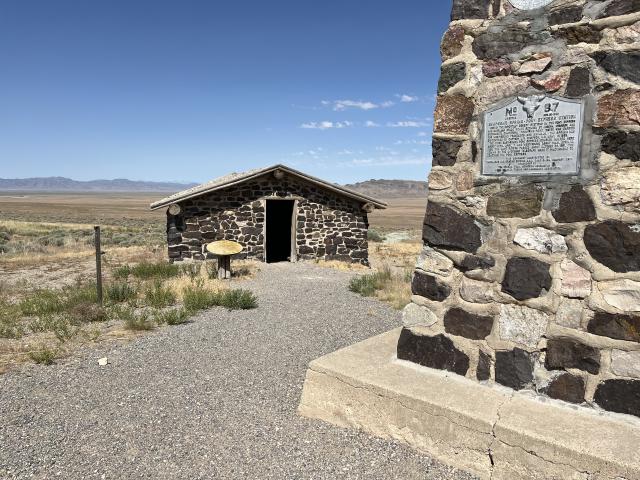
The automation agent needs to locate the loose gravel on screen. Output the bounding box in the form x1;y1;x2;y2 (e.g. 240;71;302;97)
0;262;476;480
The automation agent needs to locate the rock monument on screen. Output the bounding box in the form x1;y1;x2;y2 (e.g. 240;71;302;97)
299;1;640;478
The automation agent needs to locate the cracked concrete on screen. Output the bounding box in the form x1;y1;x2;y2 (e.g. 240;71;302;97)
299;329;640;480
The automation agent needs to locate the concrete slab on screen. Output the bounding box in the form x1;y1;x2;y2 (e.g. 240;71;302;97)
298;328;640;480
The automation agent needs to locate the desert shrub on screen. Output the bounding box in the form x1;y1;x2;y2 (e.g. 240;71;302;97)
68;302;108;323
182;285;220;312
144;281;176;308
19;290;65;316
129;262;180;280
64;283;99;307
349;266;393;297
367;229;386;243
124;311;155;331
106;281;138;303
205;261;218;279
29;346;58;365
219;289;258;310
112;265;132;280
180;262;201;281
155;308;189;326
0;301;24;339
53;318;78;343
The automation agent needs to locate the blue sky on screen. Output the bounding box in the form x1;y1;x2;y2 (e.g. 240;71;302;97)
0;1;451;184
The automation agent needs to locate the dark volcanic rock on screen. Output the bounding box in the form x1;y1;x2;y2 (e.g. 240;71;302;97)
451;0;490;20
594;379;640;418
444;308;494;340
487;184;543;219
558;25;602;44
477;351;492;381
545;339;600;374
434;95;475;135
397;329;470;376
602;0;640;17
587;312;640;343
438;62;467;93
441;25;465;60
565;66;591;98
422;202;482;253
551;185;596;223
495;349;535;391
583;221;640;273
501;257;552;301
456;254;496;272
411;271;452;302
548;5;584;25
601;131;640;162
432;138;462;167
543;373;585;404
592;51;640;85
473;27;550;60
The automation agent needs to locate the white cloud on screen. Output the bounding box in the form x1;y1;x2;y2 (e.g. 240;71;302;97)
380;100;395;108
387;120;430;128
398;94;419;103
365;120;380;128
417;131;429;137
300;121;353;130
333;100;378;111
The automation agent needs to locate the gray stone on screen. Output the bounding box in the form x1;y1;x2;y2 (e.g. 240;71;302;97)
460;277;494;304
543;373;585;404
611;350;640;379
602;0;640;17
397;329;470;376
411;271;452;302
501;257;552;301
487;184;543;219
551;185;596;223
499;304;549;348
422;202;482;253
416;247;454;277
495;349;535;391
594;379;640;418
584;221;640;273
548;5;584;25
587;312;640;343
444;308;494;340
477;351;492;381
598;279;640;312
438;62;466;93
555;298;584;329
451;0;490;20
518;56;552;75
601;166;640;213
558;25;602;45
402;303;438;328
473;26;550;60
545;338;600;375
592;51;640;85
428;170;453;190
513;227;567;254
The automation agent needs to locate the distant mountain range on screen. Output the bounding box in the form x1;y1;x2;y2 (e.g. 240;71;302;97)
0;176;428;198
0;177;198;192
344;179;428;198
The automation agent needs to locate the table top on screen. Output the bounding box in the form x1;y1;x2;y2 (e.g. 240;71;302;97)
205;240;243;256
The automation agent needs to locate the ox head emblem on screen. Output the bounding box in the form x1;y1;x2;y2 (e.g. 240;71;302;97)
517;95;547;119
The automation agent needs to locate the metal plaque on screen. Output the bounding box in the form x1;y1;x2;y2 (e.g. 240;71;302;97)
509;0;555;9
482;95;584;176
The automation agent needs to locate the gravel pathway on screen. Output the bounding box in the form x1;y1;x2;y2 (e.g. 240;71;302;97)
0;262;475;480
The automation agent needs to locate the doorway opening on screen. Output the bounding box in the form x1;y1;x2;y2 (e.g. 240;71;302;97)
265;199;295;263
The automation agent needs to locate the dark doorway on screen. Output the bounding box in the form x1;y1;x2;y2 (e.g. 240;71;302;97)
265;200;295;263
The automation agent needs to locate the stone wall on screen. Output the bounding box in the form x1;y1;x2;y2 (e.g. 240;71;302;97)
400;0;640;419
166;173;370;264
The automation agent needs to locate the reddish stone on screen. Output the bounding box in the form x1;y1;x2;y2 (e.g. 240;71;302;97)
596;89;640;128
483;58;512;78
532;70;568;92
434;94;475;135
441;25;465;60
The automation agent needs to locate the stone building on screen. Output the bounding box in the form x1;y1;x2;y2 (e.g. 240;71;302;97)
150;164;387;265
399;0;640;418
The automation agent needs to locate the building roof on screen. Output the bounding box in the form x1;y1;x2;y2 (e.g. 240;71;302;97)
150;164;388;210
